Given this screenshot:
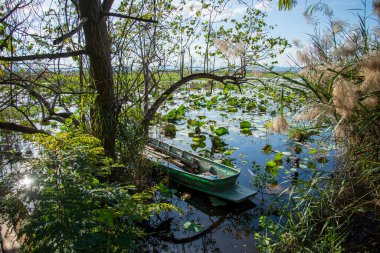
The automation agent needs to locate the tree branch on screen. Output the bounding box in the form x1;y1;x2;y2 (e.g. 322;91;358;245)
103;12;158;24
53;18;88;45
0;2;23;23
0;50;87;62
159;215;227;243
101;0;114;13
0;122;47;135
142;73;241;125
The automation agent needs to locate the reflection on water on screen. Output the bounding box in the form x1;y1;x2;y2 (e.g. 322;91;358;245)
19;175;33;188
147;183;262;253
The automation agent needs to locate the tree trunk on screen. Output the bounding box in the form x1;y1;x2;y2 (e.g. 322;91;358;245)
79;0;116;158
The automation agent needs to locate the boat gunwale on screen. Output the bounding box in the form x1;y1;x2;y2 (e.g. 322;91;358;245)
148;138;240;183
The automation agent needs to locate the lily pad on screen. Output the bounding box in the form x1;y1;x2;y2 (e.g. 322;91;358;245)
215;127;229;136
266;160;277;168
183;221;204;232
240;121;252;129
262;144;273;154
274;152;284;161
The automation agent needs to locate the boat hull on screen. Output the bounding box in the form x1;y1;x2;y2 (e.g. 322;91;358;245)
146;138;257;202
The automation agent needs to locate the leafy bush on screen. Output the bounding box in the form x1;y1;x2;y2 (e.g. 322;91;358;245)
1;132;174;252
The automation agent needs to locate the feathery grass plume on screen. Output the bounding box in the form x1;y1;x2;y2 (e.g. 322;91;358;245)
333;79;358;119
334;124;349;140
296;51;312;66
359;52;380;93
374;0;380;18
294;107;322;121
271;116;289;133
234;42;246;55
359;69;380;93
332;44;356;58
251;69;264;77
361;51;380;71
362;96;378;107
215;39;245;59
215;39;229;54
331;20;346;33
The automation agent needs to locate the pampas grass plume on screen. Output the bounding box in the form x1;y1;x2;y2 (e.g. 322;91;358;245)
333;79;358;119
374;0;380;19
362;96;378;107
272;116;289;133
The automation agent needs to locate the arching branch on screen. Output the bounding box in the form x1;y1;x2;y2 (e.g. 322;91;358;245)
142;73;242;126
159;215;227;243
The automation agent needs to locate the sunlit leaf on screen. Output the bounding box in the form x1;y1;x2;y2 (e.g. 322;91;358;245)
215;127;229;136
183;221;204;232
240;121;252;129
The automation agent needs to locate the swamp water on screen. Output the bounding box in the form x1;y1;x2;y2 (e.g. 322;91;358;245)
147;82;335;252
0;82;336;253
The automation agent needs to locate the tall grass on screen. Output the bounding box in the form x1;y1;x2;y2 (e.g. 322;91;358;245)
256;1;380;252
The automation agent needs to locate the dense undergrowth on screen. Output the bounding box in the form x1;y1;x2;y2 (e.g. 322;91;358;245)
0;121;175;252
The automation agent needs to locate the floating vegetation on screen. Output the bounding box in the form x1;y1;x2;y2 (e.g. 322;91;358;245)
163;123;177;137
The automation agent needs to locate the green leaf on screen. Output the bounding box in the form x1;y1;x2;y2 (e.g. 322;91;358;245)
215;127;229;136
307;161;316;169
183;221;204;232
309;149;317;154
240;121;251;129
262;145;272;154
295;145;302;154
240;128;252;135
96;209;114;226
266;160;277;168
223;150;234;155
274;152;283;161
317;157;328;163
228;107;238;113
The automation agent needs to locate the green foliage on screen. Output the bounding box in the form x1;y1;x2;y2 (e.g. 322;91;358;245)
288;127;318;142
163;123;177;137
183;221;204;232
162;105;186;122
239;120;252;129
1;132;175;252
214;127;229;136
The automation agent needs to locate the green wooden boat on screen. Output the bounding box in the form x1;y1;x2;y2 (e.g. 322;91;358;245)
145;138;257;203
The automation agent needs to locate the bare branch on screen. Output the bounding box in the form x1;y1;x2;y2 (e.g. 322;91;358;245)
0;50;87;62
0;122;47;135
0;2;23;23
53;18;88;45
142;73;241;125
103;12;158;24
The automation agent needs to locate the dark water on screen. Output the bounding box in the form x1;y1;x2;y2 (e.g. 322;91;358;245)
0;83;335;253
147;84;335;252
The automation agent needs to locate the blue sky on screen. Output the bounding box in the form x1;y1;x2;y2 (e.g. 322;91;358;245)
263;0;379;66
